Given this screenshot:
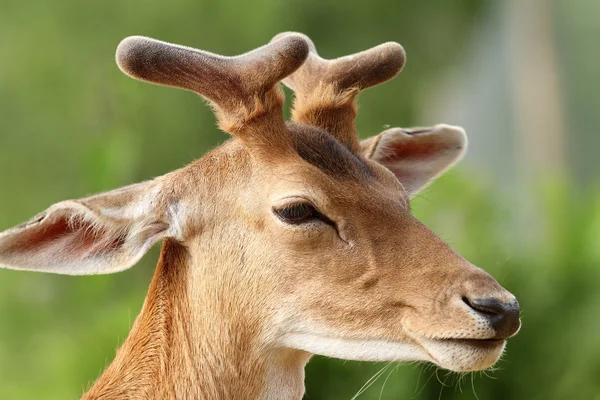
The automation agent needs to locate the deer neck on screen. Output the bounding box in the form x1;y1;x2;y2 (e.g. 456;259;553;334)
83;239;311;400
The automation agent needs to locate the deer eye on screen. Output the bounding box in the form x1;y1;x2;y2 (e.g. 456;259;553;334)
273;203;326;225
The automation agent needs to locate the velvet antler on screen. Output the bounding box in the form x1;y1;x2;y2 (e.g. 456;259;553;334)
116;35;309;149
271;32;405;151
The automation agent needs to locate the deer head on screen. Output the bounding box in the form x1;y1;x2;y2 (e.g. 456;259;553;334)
0;33;520;399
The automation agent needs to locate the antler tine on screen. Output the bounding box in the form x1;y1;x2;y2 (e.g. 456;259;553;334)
271;32;406;152
116;35;309;145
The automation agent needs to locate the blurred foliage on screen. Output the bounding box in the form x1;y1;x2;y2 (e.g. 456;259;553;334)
0;0;598;399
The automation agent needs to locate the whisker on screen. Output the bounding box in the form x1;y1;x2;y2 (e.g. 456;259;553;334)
412;364;437;399
350;363;391;400
471;373;481;400
378;363;398;400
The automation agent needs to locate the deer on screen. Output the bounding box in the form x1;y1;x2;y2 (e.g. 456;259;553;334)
0;32;520;399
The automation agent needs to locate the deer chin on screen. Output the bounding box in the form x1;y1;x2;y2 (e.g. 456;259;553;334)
414;336;507;372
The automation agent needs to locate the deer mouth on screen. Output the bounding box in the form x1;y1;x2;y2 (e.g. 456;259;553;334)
412;335;508;372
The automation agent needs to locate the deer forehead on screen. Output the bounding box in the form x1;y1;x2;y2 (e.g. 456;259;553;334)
288;123;374;181
169;127;407;220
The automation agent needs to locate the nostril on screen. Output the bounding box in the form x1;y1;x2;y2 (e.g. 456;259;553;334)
461;296;473;309
462;296;497;316
464;297;505;316
462;296;521;338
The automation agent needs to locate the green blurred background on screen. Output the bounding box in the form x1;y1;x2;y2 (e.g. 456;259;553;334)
1;0;599;398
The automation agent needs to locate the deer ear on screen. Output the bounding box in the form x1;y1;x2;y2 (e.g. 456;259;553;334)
0;180;175;275
362;124;467;197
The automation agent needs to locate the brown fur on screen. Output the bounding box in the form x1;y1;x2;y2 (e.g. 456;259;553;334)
83;239;285;400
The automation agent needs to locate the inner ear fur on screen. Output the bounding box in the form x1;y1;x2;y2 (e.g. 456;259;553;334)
361;124;467;197
0;181;172;275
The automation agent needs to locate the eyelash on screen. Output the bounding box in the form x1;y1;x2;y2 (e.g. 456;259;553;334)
273;203;335;227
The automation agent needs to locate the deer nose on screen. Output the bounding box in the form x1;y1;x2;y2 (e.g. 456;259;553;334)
463;296;521;338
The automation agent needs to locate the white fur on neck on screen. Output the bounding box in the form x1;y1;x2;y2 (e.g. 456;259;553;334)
280;333;430;363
